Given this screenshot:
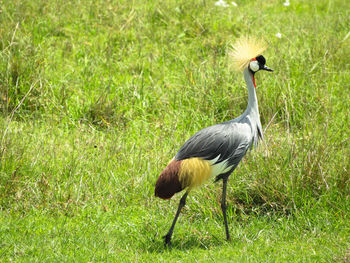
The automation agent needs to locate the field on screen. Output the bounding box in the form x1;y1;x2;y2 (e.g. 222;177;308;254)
0;0;349;261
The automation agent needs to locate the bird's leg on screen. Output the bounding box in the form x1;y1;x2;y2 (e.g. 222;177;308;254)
221;176;231;241
164;191;188;246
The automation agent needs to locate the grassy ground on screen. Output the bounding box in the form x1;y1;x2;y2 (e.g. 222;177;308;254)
0;0;349;261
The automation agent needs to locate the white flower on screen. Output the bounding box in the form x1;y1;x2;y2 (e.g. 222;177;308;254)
215;0;229;7
275;33;282;38
283;0;290;6
231;1;238;6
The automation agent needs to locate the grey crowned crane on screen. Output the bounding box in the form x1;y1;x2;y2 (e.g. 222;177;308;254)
155;37;273;246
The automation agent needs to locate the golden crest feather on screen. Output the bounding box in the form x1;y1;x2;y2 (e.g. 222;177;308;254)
230;36;267;71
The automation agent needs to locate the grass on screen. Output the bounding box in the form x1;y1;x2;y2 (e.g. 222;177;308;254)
0;0;349;261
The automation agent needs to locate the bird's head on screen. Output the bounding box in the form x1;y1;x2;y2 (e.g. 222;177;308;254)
230;36;273;74
248;55;273;74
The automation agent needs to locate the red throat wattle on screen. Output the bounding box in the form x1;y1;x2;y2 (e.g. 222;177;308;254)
252;75;256;88
250;58;257;88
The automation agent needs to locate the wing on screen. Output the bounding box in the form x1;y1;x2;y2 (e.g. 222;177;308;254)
175;121;252;170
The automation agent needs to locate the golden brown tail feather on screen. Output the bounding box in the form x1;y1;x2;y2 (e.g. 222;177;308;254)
155;159;183;199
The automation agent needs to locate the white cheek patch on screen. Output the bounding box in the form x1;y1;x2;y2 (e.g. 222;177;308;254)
249;60;259;72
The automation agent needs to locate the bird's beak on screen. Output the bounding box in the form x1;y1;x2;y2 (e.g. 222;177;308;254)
262;65;273;72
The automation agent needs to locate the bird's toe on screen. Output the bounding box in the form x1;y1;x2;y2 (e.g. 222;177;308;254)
163;234;172;246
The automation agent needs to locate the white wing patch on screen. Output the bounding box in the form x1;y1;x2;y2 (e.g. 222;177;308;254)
208;155;233;177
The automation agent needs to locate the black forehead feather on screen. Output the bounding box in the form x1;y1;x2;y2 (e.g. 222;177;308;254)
256;55;266;65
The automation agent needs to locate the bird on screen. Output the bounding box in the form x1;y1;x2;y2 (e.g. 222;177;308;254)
155;37;273;246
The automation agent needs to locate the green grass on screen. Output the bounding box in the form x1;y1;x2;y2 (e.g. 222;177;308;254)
0;0;349;261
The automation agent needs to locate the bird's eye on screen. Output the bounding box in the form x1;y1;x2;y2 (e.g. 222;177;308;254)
249;60;259;72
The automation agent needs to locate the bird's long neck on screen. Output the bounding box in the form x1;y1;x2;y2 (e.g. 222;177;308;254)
242;67;263;141
243;67;259;119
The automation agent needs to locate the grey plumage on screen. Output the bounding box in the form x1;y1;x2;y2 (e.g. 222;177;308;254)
175;121;252;178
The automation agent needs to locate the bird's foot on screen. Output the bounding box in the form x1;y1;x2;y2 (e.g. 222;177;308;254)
225;230;231;242
163;233;172;247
